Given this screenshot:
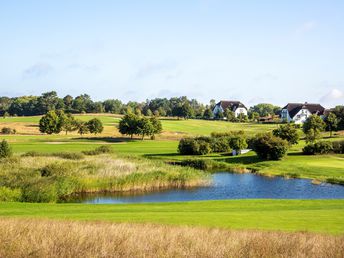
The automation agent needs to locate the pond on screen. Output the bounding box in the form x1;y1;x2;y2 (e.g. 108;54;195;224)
66;173;344;204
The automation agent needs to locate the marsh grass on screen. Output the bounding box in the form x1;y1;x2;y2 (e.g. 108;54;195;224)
0;218;343;258
0;153;208;202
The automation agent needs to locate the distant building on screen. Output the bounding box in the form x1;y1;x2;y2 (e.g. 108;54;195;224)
280;102;325;124
213;100;248;118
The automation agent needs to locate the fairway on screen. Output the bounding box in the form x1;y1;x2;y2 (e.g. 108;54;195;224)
1;200;343;234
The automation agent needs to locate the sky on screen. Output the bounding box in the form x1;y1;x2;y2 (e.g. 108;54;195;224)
0;0;343;107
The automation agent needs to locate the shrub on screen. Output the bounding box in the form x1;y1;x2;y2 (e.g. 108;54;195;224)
52;152;84;160
0;187;22;202
178;138;199;155
82;145;113;155
178;137;211;155
197;141;211;155
303;141;333;155
332;141;344;154
0;140;12;158
22;151;42;157
21;178;57;203
210;137;232;153
252;133;289;160
1;127;16;134
272;124;299;145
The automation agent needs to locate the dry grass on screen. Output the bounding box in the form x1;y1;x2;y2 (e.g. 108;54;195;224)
0;219;343;258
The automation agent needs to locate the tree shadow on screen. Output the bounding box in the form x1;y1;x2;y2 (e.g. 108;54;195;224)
213;155;263;165
144;153;181;158
71;137;135;143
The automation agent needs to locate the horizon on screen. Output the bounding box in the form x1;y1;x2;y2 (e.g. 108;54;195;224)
1;1;343;108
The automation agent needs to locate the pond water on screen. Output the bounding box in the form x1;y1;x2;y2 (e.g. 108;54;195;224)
67;173;344;204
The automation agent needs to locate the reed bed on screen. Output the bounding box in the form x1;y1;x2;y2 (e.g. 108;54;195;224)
0;153;208;202
0;218;343;258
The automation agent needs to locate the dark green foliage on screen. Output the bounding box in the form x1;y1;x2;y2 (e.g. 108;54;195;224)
178;137;211;155
119;113;140;138
303;141;334;155
87;118;104;134
303;115;326;143
211;137;232;153
249;103;280;117
82;145;113;155
76;121;90;135
252;133;289;160
39;110;63;134
0;140;12;158
1;127;16;134
324;113;338;137
119;113;162;139
224;109;236;122
273;124;299;145
203;108;213;119
332;141;344;154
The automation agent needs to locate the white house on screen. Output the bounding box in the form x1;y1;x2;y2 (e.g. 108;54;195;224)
213;101;248;118
280;102;325;124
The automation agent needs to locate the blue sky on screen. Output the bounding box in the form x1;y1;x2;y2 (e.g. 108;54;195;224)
0;0;343;107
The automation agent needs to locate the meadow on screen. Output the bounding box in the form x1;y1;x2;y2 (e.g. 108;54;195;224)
1;218;343;258
2;114;343;184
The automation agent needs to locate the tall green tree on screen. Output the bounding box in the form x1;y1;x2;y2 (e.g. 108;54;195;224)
118;113;140;138
87;118;104;135
273;124;299;145
224;109;236;122
325;113;338;137
149;116;162;139
39;110;63;134
303;115;326;143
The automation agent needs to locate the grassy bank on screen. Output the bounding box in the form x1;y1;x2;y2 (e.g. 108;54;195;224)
1;218;343;258
0;200;343;234
0;151;207;203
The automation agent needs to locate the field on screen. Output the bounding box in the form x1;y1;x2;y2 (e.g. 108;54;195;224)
0;114;344;256
2;114;343;184
1;200;344;234
1;219;343;258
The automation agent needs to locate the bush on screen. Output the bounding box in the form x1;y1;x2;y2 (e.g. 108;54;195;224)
332;141;344;154
21;151;42;157
178;138;211;155
1;127;16;134
0;140;12;158
21;178;57;203
252;133;289;160
178;138;199;155
210;137;232;153
0;187;21;202
82;145;113;155
303;141;333;155
272;124;299;145
52;152;84;160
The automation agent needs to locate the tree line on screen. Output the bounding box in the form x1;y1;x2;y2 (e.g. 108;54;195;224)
0;91;283;120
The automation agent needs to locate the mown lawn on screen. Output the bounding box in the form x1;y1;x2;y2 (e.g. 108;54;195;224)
0;200;343;234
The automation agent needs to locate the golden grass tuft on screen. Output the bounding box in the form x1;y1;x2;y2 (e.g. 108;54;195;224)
0;218;343;258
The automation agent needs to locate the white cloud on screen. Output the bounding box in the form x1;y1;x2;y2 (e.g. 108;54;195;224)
319;88;344;104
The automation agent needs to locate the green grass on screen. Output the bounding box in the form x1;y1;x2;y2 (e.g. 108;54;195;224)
0;199;343;234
